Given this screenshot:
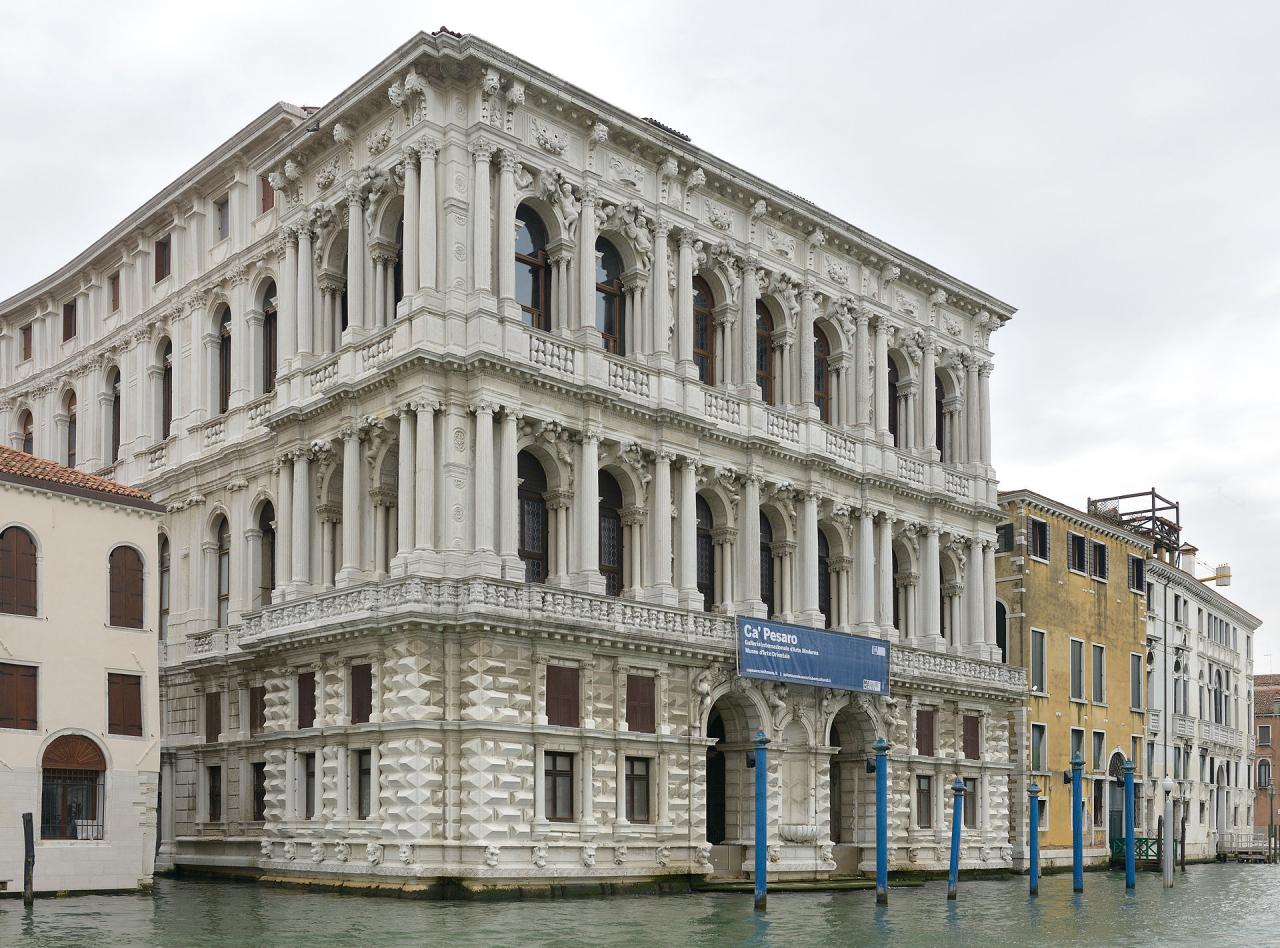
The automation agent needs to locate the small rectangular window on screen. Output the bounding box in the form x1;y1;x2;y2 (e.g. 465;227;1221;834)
214;196;230;242
626;674;656;733
0;662;38;730
249;685;267;735
1068;532;1087;572
303;752;317;819
546;664;580;728
251;762;267;821
1070;640;1085;701
1031;723;1046;772
916;775;933;828
1031;629;1046;693
1092;778;1104;828
1090;541;1108;581
349;663;373;725
62;301;77;341
20;324;33;361
356;749;373;820
1028;518;1049;560
154;234;171;282
109;271;121;312
297;672;316;729
204;691;222;744
1260;725;1272;746
1092;643;1106;703
1130;654;1143;710
917;708;936;757
1128;555;1145;593
962;715;980;760
259;175;275;215
1092;730;1105;771
107;672;143;736
207;765;222;822
1071;727;1084;762
995;523;1014;553
625;756;651;823
962;777;977;829
545;751;575;822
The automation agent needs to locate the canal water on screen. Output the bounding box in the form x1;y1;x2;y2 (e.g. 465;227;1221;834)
2;864;1277;946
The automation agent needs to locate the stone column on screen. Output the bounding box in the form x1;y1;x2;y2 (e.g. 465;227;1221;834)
344;187;366;334
575;431;602;590
798;284;816;412
979;362;993;467
473;403;495;553
921;341;937;457
872;317;890;443
877;512;895;636
280;230;298;367
856;508;876;633
338;427;362;584
276;456;293;600
739;262;761;397
396;407;415;561
965;356;981;467
677;457;699;608
471;141;494;293
292;450;311;589
923;526;941;644
496;150;517;310
797;490;822;626
577;188;599;333
651;220;671;357
499;408;519;560
736;473;764;615
401;146;420;295
418;139;440;291
676;230;695;365
414;401;435;554
296;225;314;357
983;540;997;651
853;312;870;427
649;451;675;602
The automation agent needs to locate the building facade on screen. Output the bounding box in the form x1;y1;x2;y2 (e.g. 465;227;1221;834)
996;490;1153;867
0;446;163;893
1252;674;1278;836
0;30;1026;890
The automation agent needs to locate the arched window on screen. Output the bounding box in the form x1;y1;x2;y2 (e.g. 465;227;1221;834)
159;340;173;441
40;735;106;840
818;530;831;628
814;327;832;423
517;451;549;583
261;281;278;395
1260;759;1273;790
934;374;946;459
108;368;121;464
63;392;77;468
595;238;625;354
996;601;1008;663
696;496;714;612
108;546;144;629
515;205;551;331
158;535;170;640
693;276;716;385
214;517;231;628
217;308;232;414
19;410;34;455
599;472;624;597
393;219;405;309
756;302;775;405
257;502;276;608
887;360;900;446
760;513;775;619
0;526;38;616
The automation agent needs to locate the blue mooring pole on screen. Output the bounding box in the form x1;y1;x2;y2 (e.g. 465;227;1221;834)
753;730;770;912
1070;753;1084;893
1028;781;1040;896
874;737;889;905
1124;758;1136;890
946;777;964;901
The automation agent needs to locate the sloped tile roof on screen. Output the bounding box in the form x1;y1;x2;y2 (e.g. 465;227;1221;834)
0;444;160;510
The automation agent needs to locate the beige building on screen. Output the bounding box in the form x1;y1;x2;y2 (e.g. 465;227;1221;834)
0;445;163;893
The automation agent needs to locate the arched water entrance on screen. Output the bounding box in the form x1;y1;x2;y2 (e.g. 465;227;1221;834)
828;700;877;874
704;690;765;875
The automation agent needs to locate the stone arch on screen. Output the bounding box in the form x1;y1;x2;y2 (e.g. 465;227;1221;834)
251;271;280;313
704;684;769;850
827;698;877;857
515;434;572;493
517;195;567;246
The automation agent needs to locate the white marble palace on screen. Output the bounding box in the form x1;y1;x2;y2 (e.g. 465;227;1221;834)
0;29;1026;889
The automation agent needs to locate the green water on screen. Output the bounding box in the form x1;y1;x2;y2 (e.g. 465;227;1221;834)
2;865;1277;946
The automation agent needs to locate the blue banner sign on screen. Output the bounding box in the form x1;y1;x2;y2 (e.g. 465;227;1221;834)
737;616;890;695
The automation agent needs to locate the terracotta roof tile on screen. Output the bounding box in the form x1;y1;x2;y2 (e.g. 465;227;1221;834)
0;444;156;506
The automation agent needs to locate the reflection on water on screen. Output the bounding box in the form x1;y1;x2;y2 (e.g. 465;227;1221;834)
2;864;1278;947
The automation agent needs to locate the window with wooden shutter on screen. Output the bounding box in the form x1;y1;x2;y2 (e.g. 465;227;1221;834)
207;765;222;822
21;324;33;361
251;762;267;821
297;671;316;729
108;546;145;628
0;662;38;730
545;664;580;727
0;526;38;616
249;685;266;734
349;663;373;724
62;301;77;341
154;235;171;282
107;673;143;736
626;674;656;733
204;691;222;744
259;175;275;214
109;272;121;312
917;708;936;757
962;715;980;760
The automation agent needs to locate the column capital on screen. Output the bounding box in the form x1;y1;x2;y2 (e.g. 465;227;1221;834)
470;400;497;417
415;136;441;160
498;148;520;173
470;139;496;163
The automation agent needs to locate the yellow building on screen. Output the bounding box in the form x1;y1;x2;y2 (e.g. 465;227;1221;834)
997;490;1152;867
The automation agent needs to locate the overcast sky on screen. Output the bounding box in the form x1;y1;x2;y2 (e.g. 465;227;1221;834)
3;2;1275;669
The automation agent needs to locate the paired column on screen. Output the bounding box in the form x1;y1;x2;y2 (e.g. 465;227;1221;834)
575;431;601;590
736;473;764;615
856;508;876;633
337;427;362;583
344;186;366;334
676;457;699;608
496;150;518;310
473;403;496;553
922;526;941;644
498;407;520;560
854;312;871;427
675;231;695;364
649;452;675;601
983;541;997;652
651;221;672;357
797;490;821;626
872;317;890;442
471;141;495;293
396;408;416;562
876;513;895;636
965;356;981;467
296;225;314;358
291;449;311;589
740;263;761;396
401;146;420;296
414;401;436;554
280;231;299;367
798;285;816;410
577;188;599;333
921;341;937;456
276;456;293;600
979;362;993;467
418;139;440;291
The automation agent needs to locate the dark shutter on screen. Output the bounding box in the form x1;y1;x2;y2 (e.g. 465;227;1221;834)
0;527;38;617
249;685;267;734
917;709;936;757
205;691;222;743
297;671;316;729
108;546;144;629
962;715;980;760
545;665;580;727
349;663;373;725
626;674;656;733
107;673;143;736
0;663;38;730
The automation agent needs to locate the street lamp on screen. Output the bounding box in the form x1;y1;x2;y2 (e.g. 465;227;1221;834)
1161;776;1175;888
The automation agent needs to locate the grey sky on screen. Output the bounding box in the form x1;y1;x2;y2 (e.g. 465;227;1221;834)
3;1;1274;667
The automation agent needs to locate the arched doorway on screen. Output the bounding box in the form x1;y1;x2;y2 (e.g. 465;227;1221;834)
829;701;875;873
1107;751;1126;849
705;690;764;875
41;734;107;840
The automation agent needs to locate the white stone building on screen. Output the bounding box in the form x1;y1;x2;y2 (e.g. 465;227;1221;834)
0;446;163;893
0;30;1025;890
